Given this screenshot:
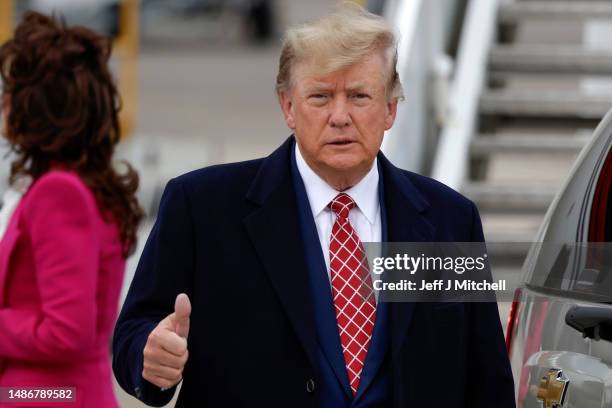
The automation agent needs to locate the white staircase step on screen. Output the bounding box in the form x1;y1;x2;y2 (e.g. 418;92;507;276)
482;213;543;241
462;182;558;213
489;45;612;75
486;230;539;244
480;91;612;119
485;239;533;260
483;216;537;260
471;133;590;156
499;1;612;22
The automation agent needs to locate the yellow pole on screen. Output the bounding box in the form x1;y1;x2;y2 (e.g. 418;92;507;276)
0;0;14;45
114;0;139;139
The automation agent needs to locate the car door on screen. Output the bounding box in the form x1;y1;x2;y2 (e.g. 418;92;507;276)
508;111;612;408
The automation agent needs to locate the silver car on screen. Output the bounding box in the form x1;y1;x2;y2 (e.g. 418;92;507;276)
507;110;612;407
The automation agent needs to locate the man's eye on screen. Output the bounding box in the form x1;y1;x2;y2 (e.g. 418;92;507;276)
353;93;370;99
309;94;327;99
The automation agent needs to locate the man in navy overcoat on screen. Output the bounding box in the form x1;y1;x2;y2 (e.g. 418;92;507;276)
113;6;515;408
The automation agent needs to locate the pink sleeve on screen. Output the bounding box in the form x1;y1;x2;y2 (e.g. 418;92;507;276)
0;173;100;362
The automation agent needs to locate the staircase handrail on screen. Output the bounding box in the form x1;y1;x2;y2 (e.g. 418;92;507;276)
431;0;501;189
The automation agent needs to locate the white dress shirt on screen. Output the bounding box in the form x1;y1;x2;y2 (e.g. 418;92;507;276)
295;144;382;283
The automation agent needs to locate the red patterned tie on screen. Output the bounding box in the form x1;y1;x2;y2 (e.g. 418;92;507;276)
328;193;377;395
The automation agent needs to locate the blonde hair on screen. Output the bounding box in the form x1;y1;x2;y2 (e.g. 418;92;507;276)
276;3;403;101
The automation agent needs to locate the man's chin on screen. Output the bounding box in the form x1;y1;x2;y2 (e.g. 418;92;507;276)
322;156;371;177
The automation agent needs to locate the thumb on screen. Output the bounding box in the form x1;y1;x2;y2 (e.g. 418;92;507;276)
173;293;191;339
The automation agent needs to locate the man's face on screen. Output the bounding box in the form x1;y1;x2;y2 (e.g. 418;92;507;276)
279;52;398;185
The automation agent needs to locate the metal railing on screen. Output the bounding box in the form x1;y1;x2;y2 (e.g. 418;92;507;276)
431;0;501;189
381;0;466;174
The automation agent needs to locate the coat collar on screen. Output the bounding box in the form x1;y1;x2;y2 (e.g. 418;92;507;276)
246;136;431;212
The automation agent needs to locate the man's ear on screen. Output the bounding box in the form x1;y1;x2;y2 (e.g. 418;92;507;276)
278;90;296;130
384;98;398;130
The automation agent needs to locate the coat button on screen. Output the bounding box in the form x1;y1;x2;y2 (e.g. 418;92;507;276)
306;378;316;393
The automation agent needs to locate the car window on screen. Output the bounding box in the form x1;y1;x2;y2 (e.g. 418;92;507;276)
588;143;612;243
580;140;612;301
526;133;612;303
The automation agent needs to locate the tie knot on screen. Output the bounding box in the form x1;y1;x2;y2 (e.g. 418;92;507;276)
328;193;356;220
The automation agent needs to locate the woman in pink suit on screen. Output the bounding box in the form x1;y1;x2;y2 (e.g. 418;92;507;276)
0;12;143;407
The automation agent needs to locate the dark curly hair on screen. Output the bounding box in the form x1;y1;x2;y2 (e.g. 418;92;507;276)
0;11;143;257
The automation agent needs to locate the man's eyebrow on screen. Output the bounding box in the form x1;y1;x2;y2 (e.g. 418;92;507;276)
346;82;375;92
302;81;378;94
304;82;334;92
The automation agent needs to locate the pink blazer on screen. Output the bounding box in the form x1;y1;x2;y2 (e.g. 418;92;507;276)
0;170;126;408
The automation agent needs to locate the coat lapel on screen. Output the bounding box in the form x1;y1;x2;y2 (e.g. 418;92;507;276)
289;150;355;398
377;153;437;362
243;137;319;372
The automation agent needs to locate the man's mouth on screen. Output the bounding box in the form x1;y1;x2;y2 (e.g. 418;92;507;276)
329;139;355;146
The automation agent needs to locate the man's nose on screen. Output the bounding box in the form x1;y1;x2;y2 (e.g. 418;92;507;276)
329;97;352;128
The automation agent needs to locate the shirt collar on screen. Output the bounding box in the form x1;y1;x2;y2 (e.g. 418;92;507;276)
295;143;379;224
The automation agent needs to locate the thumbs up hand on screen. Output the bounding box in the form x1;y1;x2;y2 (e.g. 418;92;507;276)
142;293;191;389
